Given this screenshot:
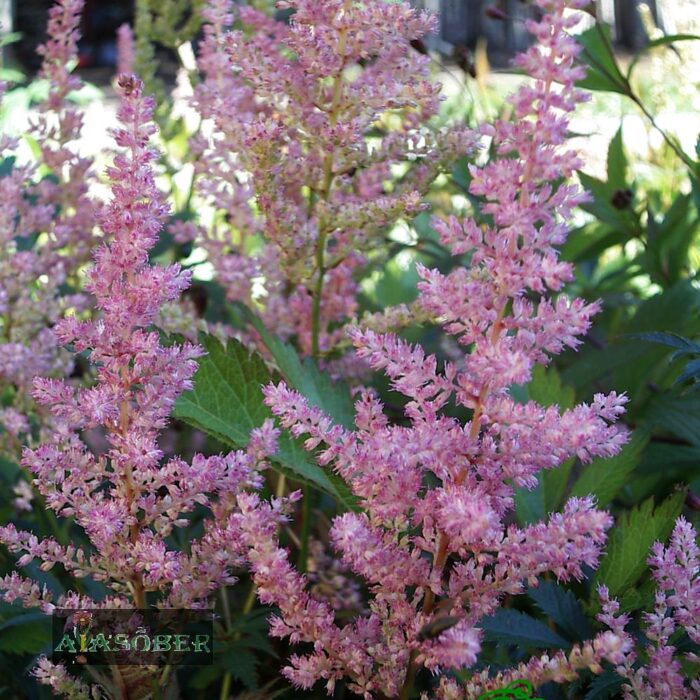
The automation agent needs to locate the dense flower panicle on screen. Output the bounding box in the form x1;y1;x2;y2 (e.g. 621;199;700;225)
595;518;700;700
116;23;135;76
33;0;96;258
0;73;282;693
251;1;630;696
0;0;94;464
190;0;474;369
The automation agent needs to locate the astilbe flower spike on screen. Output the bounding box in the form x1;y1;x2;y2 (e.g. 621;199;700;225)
0;0;96;511
189;0;474;370
251;1;632;697
596;517;700;700
0;0;88;433
0;74;281;696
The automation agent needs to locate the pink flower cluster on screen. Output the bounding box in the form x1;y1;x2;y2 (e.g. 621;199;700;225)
0;74;281;694
597;517;700;700
240;1;630;696
1;0;696;698
189;0;472;365
0;0;94;464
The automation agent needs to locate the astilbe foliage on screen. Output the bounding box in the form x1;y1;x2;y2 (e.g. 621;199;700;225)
0;75;281;695
189;0;471;366
249;1;632;697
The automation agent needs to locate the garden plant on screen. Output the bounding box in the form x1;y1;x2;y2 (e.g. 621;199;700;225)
0;0;698;699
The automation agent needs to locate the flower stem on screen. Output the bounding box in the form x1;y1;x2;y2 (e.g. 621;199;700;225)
309;0;352;360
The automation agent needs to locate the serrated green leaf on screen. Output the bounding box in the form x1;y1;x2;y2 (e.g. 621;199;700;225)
575;24;629;95
174;335;358;511
645;393;700;446
527;365;575;411
528;582;592;642
222;646;259;690
235;304;355;429
594;490;686;598
481;609;570;650
617;575;656;614
570;431;648;506
584;671;624;700
606;127;627;187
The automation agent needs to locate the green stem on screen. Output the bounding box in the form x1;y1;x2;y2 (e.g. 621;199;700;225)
628;92;696;172
588;22;695;174
297;486;312;572
309;0;353;360
310;237;327;359
399;652;420;700
219;672;232;700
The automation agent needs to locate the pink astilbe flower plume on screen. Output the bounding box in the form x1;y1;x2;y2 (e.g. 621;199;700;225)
0;0;96;505
595;517;700;700
249;1;631;697
189;0;475;369
0;74;281;695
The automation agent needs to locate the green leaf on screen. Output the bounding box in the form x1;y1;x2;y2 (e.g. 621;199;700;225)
0;612;48;633
564;281;700;394
643;194;698;286
618;575;656;614
575;24;629;94
570;431;648;506
584;671;625;700
577;171;638;235
0;32;22;48
594;490;686;598
677;358;700;386
0;457;20;484
235;304;356;430
174;335;357;510
514;485;546;526
222;646;260;690
0;617;50;654
187;664;223;690
627;33;700;78
526;365;575;411
631;331;700;354
0;156;15;178
645;393;700;446
606;127;627;187
513;366;576;521
481;609;570;650
528;582;592;642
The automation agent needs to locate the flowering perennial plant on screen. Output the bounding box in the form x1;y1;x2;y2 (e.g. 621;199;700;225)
0;0;95;461
598;518;700;699
243;1;632;697
0;0;697;698
0;74;280;695
189;0;471;365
